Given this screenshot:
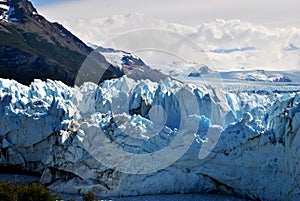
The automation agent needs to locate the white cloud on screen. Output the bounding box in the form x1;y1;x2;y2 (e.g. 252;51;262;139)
59;14;300;71
38;0;300;26
35;0;300;71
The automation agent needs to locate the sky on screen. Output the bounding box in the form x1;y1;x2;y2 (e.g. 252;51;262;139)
30;0;69;7
30;0;300;71
32;0;300;26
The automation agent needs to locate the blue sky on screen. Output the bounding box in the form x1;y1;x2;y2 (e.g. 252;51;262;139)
34;0;300;27
31;0;75;7
29;0;300;71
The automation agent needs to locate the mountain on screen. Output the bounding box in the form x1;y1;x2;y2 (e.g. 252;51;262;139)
220;70;293;82
167;62;296;83
0;0;122;86
187;64;214;77
96;46;168;82
164;62;217;79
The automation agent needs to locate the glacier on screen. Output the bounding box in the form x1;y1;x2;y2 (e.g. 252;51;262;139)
0;77;300;200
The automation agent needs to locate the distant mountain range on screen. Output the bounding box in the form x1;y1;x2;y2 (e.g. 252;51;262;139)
166;62;298;83
223;70;292;82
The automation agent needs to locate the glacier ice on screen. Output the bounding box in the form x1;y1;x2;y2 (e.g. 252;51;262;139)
0;77;300;200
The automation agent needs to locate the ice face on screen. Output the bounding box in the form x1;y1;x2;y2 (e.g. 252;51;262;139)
0;77;299;200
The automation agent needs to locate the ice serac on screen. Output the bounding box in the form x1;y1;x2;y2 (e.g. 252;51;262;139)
0;77;300;200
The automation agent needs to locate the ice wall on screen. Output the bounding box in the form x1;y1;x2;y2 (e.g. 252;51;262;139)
0;77;299;200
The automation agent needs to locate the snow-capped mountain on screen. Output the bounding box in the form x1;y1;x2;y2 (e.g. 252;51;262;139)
188;64;213;76
226;70;292;82
217;70;300;83
168;63;215;78
0;0;128;86
0;0;93;85
90;45;169;82
155;60;296;83
0;76;300;200
0;0;91;55
0;0;172;86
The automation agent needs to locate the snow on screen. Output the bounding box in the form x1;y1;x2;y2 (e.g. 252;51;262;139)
96;47;144;71
0;5;18;23
0;77;300;200
101;51;127;70
0;4;9;10
231;70;292;82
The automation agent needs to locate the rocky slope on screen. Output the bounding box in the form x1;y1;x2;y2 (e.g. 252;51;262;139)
96;46;168;83
0;0;123;86
0;76;299;200
0;0;168;86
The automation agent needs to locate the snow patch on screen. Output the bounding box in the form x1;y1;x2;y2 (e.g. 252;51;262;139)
96;47;145;71
0;5;18;22
0;4;9;10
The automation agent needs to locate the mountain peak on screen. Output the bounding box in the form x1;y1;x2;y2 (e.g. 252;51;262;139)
0;0;91;56
0;0;38;23
0;0;111;86
0;0;167;86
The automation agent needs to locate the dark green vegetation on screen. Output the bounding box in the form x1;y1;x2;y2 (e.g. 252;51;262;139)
0;180;100;201
82;191;97;201
0;180;55;201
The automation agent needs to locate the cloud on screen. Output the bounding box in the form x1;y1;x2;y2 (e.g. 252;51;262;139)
59;14;300;70
35;0;300;71
37;0;300;26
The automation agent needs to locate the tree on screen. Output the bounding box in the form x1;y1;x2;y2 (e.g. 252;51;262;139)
0;181;55;201
82;191;97;201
